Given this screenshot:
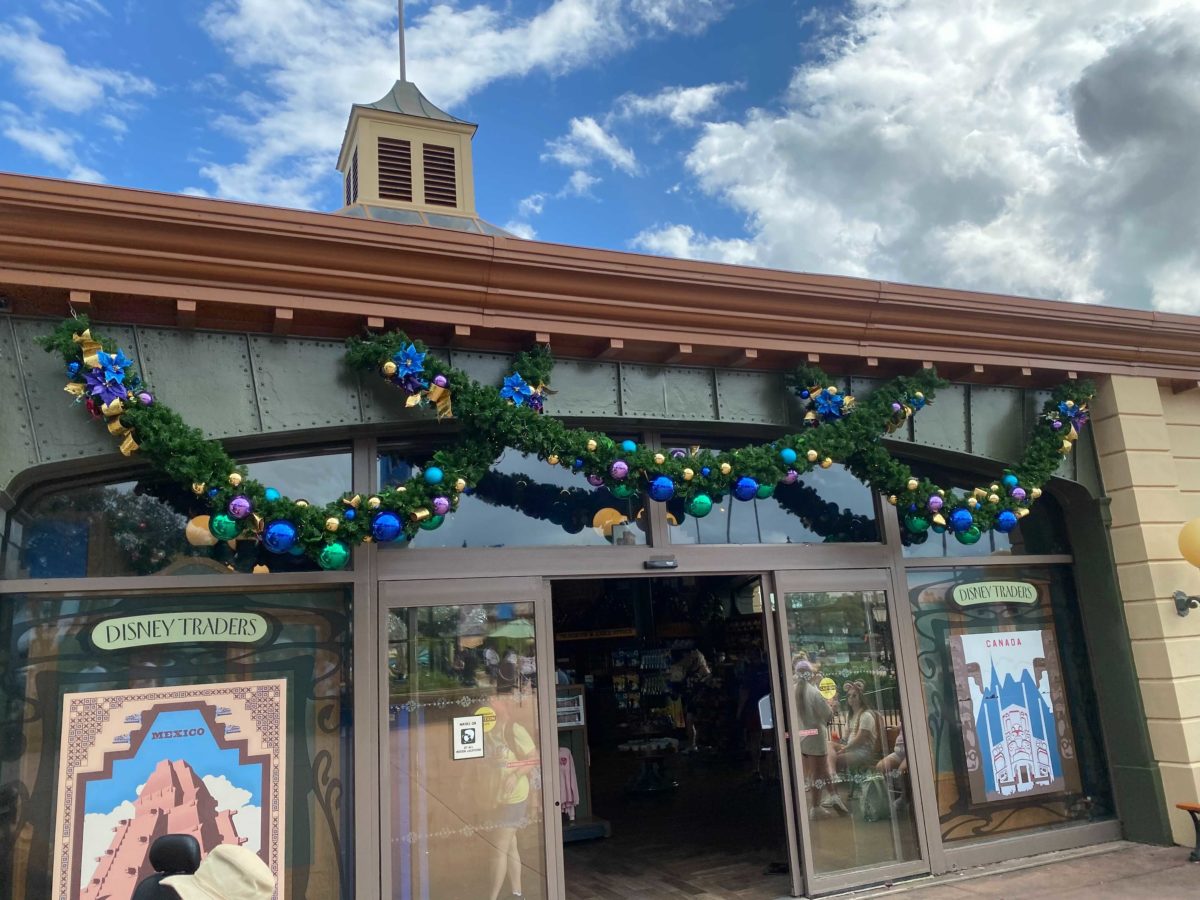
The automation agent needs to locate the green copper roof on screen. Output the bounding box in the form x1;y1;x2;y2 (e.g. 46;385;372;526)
359;80;473;126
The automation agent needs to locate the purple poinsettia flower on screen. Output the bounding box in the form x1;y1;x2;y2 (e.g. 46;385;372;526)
393;372;427;395
527;390;545;413
84;368;128;405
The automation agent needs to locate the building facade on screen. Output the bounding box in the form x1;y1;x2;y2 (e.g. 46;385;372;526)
2;79;1200;900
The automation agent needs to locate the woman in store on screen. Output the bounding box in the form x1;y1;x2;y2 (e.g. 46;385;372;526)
794;659;847;815
487;689;539;900
835;681;883;772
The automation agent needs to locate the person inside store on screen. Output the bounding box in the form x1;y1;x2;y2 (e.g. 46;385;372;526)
487;688;539;900
672;646;712;752
795;658;848;815
835;681;883;772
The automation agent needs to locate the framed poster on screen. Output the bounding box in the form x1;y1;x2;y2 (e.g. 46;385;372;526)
52;679;287;900
950;629;1081;804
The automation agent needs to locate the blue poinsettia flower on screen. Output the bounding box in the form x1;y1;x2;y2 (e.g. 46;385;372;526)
1058;400;1088;430
501;373;533;406
392;343;426;378
814;389;845;420
96;349;133;385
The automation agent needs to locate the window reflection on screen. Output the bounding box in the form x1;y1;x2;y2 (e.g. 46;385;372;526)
668;461;879;545
2;451;352;579
378;448;646;548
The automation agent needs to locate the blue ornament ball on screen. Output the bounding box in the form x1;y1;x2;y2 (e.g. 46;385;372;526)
372;511;403;542
343;508;356;520
573;458;585;469
949;508;974;533
262;520;297;553
264;487;281;502
423;466;444;485
621;439;637;453
779;447;798;465
996;510;1019;533
67;361;80;376
733;476;759;501
1002;473;1019;489
700;466;712;477
648;476;675;502
800;389;811;399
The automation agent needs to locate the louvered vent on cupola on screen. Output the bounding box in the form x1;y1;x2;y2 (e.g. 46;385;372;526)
378;137;413;202
422;143;457;207
345;147;359;205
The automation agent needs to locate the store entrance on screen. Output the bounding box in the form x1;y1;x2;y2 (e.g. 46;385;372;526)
550;576;794;900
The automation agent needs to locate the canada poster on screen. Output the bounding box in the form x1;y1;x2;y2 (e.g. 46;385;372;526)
52;679;286;900
950;629;1081;805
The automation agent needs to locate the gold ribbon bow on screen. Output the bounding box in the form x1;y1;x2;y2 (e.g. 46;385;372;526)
72;329;103;370
426;384;453;419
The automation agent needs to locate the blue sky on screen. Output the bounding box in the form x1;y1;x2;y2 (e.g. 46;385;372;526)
2;1;1199;312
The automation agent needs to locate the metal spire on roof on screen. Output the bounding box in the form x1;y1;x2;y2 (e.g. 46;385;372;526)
398;0;407;82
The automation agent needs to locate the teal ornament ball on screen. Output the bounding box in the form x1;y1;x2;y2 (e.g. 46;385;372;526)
686;494;714;518
420;514;445;531
648;476;675;502
318;540;351;570
904;514;930;534
264;487;281;502
1002;474;1019;490
610;483;635;500
263;520;297;553
423;466;444;485
755;483;775;499
621;439;637;453
209;513;240;541
779;447;797;465
954;525;982;545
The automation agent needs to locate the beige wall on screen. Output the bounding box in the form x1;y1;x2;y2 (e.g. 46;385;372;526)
1093;375;1200;845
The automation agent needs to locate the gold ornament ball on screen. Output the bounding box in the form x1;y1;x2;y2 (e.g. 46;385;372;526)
654;453;665;465
454;478;467;492
827;385;838;395
1031;487;1042;500
191;482;206;496
719;462;732;476
988;493;1000;504
937;489;946;497
683;467;694;481
367;496;381;509
228;472;243;487
586;439;598;452
820;457;833;469
324;517;340;532
990;484;1000;492
295;499;309;508
382;361;398;376
906;478;919;492
915;392;925;401
887;495;898;505
967;497;978;508
1064;399;1075;409
548;454;560;466
806;449;819;462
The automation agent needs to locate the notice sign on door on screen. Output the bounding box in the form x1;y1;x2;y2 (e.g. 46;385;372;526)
453;715;485;760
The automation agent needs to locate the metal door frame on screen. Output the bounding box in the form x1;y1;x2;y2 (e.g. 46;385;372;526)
771;567;934;897
376;576;561;900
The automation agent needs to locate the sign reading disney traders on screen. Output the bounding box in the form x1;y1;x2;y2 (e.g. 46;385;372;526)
951;581;1039;607
92;611;270;651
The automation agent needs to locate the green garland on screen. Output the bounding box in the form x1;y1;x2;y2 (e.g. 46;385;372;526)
39;316;1094;568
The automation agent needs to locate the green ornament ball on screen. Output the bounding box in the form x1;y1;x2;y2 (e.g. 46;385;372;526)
318;540;351;570
904;514;930;534
209;513;240;541
609;483;635;500
420;514;445;531
686;494;714;518
954;525;982;545
755;483;775;500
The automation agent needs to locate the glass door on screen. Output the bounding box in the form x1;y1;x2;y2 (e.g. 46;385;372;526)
773;570;930;895
378;577;558;900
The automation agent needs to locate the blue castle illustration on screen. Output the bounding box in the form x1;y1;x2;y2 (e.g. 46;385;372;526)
976;660;1062;797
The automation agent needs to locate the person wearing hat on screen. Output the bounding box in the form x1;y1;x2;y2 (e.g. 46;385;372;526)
162;844;275;900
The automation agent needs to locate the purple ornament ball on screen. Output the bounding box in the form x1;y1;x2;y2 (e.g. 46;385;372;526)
610;460;629;480
927;495;944;512
1012;487;1027;502
228;495;253;519
586;474;604;487
1052;420;1063;431
137;391;153;406
433;374;448;388
670;448;687;459
432;495;451;516
783;469;799;484
892;402;902;412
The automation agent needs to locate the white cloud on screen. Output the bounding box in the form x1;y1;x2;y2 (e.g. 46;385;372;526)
195;0;735;208
561;169;600;196
639;0;1200;312
616;82;737;126
43;0;110;24
544;116;638;174
0;16;153;112
0;110;104;182
504;220;538;239
202;774;261;856
517;193;546;217
80;800;135;888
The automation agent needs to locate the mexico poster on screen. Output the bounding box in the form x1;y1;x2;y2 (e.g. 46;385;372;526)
52;679;286;900
950;629;1081;804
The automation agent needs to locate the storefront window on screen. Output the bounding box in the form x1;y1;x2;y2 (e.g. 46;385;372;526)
1;452;351;578
669;462;879;545
0;588;353;899
379;447;646;548
906;565;1112;843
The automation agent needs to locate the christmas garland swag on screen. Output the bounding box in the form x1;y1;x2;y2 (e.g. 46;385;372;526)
40;317;1094;569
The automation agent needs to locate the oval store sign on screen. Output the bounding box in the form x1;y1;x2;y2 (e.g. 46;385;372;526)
950;581;1038;608
93;612;270;651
